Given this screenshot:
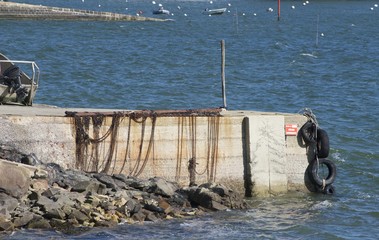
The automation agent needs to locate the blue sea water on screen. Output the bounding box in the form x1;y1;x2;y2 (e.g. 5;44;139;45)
2;0;379;239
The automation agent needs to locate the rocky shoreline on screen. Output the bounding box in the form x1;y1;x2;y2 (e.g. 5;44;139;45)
0;144;247;235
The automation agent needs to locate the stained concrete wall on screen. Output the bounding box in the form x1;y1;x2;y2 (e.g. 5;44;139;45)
0;105;309;196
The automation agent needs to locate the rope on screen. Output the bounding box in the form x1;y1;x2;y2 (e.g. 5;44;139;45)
299;107;319;127
118;117;132;174
175;117;184;181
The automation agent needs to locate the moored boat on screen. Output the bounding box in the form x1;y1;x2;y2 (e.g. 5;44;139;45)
0;53;40;106
153;6;170;15
202;8;227;15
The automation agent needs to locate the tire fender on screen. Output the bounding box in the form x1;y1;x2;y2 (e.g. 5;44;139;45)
309;158;336;186
300;121;316;144
317;128;330;158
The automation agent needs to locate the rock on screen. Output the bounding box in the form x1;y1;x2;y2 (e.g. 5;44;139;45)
69;209;89;223
12;211;35;228
30;179;49;192
0;193;19;218
0;148;249;234
20;154;40;166
124;198;141;215
93;173;119;190
27;217;52;229
44;207;66;220
131;210;145;222
129;178;155;191
0;217;14;231
53;169;91;189
94;220;118;228
55;193;77;208
142;209;159;222
143;197;164;213
71;180;106;194
149;177;179;197
0;162;31;198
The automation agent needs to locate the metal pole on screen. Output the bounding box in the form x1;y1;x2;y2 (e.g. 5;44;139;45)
221;40;227;109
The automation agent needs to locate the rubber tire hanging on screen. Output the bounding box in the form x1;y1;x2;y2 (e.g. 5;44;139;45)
316;128;329;158
309;158;337;187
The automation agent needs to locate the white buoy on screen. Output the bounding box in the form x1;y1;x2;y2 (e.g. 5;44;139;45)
184;13;187;16
320;33;324;37
152;1;156;4
370;7;374;10
292;5;295;9
209;1;213;4
228;3;231;7
253;13;257;16
375;4;378;7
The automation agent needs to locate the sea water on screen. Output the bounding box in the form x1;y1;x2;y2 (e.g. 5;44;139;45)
2;0;379;239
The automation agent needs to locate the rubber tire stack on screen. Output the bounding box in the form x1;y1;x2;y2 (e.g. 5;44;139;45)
301;121;336;194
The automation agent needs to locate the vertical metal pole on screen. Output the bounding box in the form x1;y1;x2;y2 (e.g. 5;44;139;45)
221;40;227;109
277;0;281;21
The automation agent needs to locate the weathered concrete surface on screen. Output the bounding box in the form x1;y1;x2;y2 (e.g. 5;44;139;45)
0;1;166;21
0;104;309;197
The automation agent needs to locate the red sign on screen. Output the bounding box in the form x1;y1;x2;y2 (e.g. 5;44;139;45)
285;124;298;136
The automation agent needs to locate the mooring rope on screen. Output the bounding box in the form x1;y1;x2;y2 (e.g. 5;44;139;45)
175;117;185;181
118;117;132;174
130;116;147;176
299;107;319;127
134;115;157;177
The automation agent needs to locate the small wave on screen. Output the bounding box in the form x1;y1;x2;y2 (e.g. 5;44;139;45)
300;53;318;58
331;152;346;162
310;200;333;210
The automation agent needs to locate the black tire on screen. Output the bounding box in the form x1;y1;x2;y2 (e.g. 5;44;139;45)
309;158;336;186
317;128;330;158
323;184;335;195
300;121;317;144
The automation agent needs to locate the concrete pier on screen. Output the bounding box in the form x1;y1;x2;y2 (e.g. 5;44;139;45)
0;1;166;21
0;104;310;197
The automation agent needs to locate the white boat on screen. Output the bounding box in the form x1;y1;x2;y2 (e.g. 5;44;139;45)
0;53;40;106
202;8;227;15
152;7;170;15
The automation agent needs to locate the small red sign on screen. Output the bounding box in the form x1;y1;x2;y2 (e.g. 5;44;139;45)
285;124;298;136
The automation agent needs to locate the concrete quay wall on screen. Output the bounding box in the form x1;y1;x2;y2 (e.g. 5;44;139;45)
0;1;165;21
0;105;309;197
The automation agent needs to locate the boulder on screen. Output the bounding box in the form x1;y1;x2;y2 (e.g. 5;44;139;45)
0;193;19;218
149;177;179;197
12;211;35;228
0;161;32;198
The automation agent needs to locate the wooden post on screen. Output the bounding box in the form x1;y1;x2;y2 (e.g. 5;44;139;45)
221;40;227;109
278;0;281;21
